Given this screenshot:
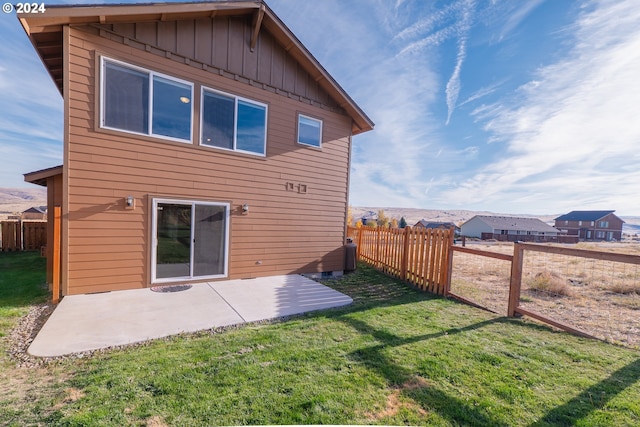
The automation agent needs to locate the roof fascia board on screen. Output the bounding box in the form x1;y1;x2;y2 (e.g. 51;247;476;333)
19;2;261;21
250;4;265;51
24;165;64;186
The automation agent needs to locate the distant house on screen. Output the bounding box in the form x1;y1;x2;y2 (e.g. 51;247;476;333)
460;215;561;242
360;210;378;226
414;220;460;235
21;206;47;220
554;211;624;241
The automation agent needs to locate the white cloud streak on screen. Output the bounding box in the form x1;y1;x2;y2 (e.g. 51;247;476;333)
443;0;640;215
445;0;474;125
498;0;546;41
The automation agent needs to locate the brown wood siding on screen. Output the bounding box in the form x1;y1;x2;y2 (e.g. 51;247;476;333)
63;26;352;295
93;16;340;113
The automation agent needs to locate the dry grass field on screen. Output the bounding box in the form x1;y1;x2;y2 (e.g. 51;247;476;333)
450;242;640;348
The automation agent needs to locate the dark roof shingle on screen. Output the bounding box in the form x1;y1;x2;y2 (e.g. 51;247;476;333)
554;210;616;221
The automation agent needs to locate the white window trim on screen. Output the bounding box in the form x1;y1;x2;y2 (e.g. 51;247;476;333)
151;198;230;284
100;56;194;144
297;113;323;148
200;86;268;157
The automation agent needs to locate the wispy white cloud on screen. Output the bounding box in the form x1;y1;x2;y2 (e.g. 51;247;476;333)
445;0;474;125
393;0;476;125
497;0;546;41
394;1;465;42
458;80;504;107
443;0;640;214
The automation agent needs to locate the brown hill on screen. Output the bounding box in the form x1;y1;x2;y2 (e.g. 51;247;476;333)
0;187;47;219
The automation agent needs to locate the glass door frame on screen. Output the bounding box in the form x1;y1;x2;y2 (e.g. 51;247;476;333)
151;198;230;284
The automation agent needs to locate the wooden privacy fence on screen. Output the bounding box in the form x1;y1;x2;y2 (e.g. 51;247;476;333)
0;220;47;251
347;226;454;295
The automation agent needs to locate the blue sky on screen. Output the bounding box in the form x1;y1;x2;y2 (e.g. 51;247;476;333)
1;0;639;215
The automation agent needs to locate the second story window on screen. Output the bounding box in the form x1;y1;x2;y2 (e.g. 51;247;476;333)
598;221;609;228
101;57;193;143
297;114;322;148
201;88;267;156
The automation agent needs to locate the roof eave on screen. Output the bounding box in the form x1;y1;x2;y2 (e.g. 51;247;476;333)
24;165;63;187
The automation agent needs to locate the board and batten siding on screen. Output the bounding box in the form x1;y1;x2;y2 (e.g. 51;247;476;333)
62;22;353;295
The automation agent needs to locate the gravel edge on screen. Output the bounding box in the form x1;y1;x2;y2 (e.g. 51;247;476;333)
5;302;326;368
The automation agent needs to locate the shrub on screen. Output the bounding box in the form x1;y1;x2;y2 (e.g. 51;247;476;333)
526;270;573;297
609;283;640;295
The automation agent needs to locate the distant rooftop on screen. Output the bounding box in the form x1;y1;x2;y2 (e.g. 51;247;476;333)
554;210;620;222
467;215;559;233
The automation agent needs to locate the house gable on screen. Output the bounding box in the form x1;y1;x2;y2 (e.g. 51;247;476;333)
93;18;341;114
18;1;373;135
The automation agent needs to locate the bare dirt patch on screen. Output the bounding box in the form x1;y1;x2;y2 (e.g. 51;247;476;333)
366;376;430;421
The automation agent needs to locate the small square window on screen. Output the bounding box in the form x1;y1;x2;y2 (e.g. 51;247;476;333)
297;114;322;148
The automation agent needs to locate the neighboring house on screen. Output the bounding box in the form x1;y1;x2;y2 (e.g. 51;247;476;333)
21;1;373;297
21;206;47;220
360;210;378;226
554;210;624;241
414;220;460;235
460;215;562;242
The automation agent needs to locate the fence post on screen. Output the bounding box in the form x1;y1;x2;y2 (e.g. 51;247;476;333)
375;227;381;268
508;242;524;316
17;220;23;251
444;227;455;295
356;227;363;262
400;226;411;280
52;206;61;304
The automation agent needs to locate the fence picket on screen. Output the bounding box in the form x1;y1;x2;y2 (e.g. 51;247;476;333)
0;220;47;252
347;226;453;295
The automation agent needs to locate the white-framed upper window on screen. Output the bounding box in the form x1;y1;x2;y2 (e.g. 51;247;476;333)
200;87;267;156
297;114;322;148
100;57;194;143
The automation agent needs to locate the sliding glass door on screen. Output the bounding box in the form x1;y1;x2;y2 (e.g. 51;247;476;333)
153;199;229;282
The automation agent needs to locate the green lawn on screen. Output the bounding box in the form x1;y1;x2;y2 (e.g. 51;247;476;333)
1;252;639;426
0;252;48;340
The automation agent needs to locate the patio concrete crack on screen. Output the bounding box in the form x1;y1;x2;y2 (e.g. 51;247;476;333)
207;283;247;323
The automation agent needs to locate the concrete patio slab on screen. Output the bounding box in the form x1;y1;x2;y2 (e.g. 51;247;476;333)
28;275;352;357
213;275;353;322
